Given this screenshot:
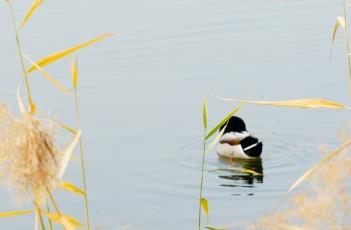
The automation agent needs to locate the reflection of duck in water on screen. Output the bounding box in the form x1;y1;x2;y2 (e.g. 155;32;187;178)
216;116;262;159
218;157;264;186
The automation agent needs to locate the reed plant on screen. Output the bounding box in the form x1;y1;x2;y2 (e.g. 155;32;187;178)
197;1;351;229
0;0;114;229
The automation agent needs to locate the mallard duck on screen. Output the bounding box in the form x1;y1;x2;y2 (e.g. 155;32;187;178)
216;116;262;159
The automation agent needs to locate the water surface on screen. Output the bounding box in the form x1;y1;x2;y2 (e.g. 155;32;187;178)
0;0;350;229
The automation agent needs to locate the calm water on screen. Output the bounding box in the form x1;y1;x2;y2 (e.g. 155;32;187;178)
0;0;350;229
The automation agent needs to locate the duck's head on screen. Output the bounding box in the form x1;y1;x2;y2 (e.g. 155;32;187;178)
220;116;247;133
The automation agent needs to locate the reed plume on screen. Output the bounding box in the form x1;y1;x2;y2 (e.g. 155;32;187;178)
0;105;60;202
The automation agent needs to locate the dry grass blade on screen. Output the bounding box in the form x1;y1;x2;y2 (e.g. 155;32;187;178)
205;124;226;154
0;210;33;218
330;16;346;58
288;138;351;192
16;87;25;113
332;16;346;45
23;54;72;97
26;33;115;73
211;167;262;176
29;101;36;115
44;212;82;229
200;197;209;218
216;97;349;110
59;181;85;196
70;57;79;89
205;227;225;230
18;0;44;30
203;96;208;130
59;123;78;135
205;105;241;140
58;130;82;178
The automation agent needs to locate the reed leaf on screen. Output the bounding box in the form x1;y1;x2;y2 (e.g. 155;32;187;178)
200;197;209;218
59;181;85;196
29;101;36;115
23;54;72;97
44;212;82;229
332;16;346;45
205;227;225;230
16;87;25;113
0;210;33;218
59;123;78;135
26;33;115;73
211;168;262;176
18;0;44;30
202;96;208;130
58;130;82;178
205;105;241;140
288;138;351;192
217;97;349;110
205;124;226;154
71;57;79;89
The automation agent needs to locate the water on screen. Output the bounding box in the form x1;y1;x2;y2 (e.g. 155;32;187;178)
0;0;350;229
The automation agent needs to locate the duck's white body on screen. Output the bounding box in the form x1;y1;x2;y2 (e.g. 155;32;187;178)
216;131;260;159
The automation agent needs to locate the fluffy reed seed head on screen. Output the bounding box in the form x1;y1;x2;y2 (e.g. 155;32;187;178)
251;138;351;230
0;105;60;202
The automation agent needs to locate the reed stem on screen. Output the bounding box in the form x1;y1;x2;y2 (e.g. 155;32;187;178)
7;2;34;109
46;203;53;230
198;129;207;230
343;0;351;95
73;89;91;230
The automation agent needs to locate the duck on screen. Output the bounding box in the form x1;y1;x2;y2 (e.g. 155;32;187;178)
216;116;263;159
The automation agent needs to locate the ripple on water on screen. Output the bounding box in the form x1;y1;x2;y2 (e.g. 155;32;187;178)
174;133;319;196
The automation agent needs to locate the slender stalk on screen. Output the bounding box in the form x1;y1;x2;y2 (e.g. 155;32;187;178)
46;203;53;230
198;129;207;230
34;201;46;230
46;187;61;216
342;0;351;95
34;206;39;230
73;89;91;230
7;2;34;108
38;208;46;230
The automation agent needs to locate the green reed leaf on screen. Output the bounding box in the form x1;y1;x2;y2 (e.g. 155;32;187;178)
205;227;225;230
202;96;208;130
205;105;241;140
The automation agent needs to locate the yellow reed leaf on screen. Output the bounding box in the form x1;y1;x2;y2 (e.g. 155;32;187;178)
18;0;44;30
59;181;85;196
23;54;72;97
289;138;351;192
202;96;208;130
44;212;82;229
330;16;346;58
332;16;346;44
16;87;25;113
59;123;78;135
29;101;36;115
211;168;262;176
26;33;115;73
217;97;349;110
58;130;81;178
200;197;209;218
70;57;79;89
0;210;33;218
